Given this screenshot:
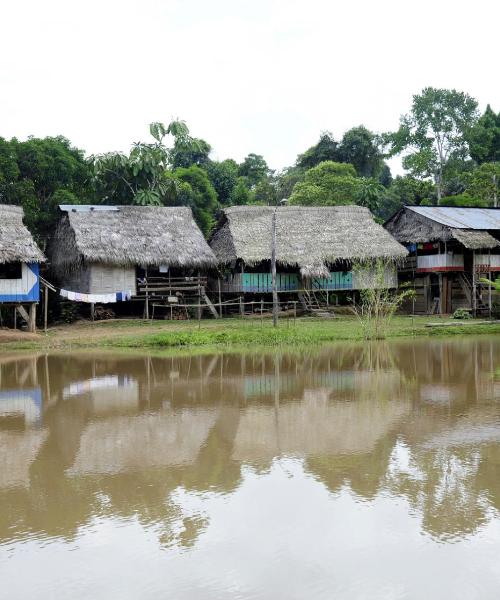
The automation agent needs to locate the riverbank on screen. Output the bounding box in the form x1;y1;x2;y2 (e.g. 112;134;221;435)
1;315;500;352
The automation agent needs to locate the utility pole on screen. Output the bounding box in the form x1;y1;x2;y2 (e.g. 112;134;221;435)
271;205;278;327
271;199;288;327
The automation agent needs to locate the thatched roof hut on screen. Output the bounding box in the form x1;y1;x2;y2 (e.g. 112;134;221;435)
210;206;407;277
0;205;45;264
385;206;500;249
51;205;216;276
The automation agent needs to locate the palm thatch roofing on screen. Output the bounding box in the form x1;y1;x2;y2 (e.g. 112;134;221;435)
450;229;499;250
0;205;45;264
51;205;216;274
210;205;407;277
385;206;500;250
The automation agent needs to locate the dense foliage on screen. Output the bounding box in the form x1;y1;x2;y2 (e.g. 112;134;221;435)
1;87;499;242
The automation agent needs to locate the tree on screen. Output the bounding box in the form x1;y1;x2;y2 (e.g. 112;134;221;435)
205;159;238;205
253;177;277;205
289;161;360;206
296;132;340;170
386;87;479;203
171;137;211;169
91;120;195;207
337;126;384;178
229;177;255;205
355;178;384;212
468;105;500;164
441;192;485;207
238;153;269;187
0;136;92;242
466;162;500;207
172;165;218;236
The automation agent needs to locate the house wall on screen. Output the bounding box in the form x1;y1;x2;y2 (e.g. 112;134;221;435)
220;264;397;293
89;264;137;295
61;264;137;295
351;264;398;290
0;263;40;303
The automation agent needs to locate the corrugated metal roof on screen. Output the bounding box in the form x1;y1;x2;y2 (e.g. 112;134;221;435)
407;206;500;230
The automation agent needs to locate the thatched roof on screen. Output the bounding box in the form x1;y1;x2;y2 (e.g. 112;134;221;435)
0;205;45;264
450;229;499;250
210;206;407;277
51;205;216;273
385;206;500;249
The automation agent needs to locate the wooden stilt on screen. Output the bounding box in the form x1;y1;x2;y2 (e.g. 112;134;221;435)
472;250;477;317
29;303;36;333
218;278;222;318
44;285;49;332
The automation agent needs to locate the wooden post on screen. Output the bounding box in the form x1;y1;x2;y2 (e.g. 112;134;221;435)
271;206;278;327
145;268;150;320
198;298;201;329
28;303;36;333
293;301;297;325
488;250;492;318
218;277;222;318
44;284;49;332
472;250;477;317
438;273;443;315
13;306;17;330
90;302;95;322
239;296;244;317
260;298;264;326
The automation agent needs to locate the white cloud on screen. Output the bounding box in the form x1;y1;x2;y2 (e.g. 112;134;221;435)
1;0;498;173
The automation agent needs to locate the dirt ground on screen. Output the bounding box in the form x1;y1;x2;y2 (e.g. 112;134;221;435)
0;328;40;343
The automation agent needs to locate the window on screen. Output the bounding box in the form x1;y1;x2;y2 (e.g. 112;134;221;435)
0;262;22;279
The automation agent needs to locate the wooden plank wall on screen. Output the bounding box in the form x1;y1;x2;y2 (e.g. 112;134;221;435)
89;265;137;295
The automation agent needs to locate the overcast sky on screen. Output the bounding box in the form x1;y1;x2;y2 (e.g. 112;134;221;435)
1;0;498;172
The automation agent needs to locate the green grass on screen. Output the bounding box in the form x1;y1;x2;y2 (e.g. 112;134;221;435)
3;315;500;353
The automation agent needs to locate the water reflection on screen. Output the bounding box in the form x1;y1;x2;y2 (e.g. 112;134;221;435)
1;339;500;597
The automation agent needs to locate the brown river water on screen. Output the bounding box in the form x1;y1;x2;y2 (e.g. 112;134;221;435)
1;338;500;599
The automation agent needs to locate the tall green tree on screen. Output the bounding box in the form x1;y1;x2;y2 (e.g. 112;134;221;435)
289;161;360;206
468;105;500;164
338;126;384;178
229;177;255;205
171;137;211;169
172;165;218;235
386;87;479;204
238;153;269;187
205;159;239;205
466;162;500;207
296;132;340;170
0;136;92;242
91;120;195;207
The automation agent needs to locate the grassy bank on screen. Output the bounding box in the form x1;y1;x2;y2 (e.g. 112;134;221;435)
1;315;500;352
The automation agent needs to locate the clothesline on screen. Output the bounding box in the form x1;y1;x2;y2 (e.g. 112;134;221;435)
60;289;133;304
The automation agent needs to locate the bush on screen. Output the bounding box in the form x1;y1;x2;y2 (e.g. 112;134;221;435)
453;308;471;319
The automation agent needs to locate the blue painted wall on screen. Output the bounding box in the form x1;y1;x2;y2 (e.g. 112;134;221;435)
0;263;40;303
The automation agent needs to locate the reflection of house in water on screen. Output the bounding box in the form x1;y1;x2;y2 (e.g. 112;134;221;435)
0;429;48;488
232;389;409;462
63;375;139;414
68;409;219;475
1;340;500;547
0;388;43;424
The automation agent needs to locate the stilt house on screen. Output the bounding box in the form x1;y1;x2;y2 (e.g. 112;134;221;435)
0;205;45;331
385;206;500;314
50;205;217;310
210;206;407;306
